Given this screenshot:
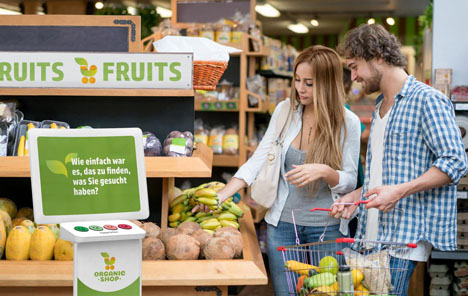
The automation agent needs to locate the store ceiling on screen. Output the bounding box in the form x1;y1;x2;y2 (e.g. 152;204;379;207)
0;0;430;36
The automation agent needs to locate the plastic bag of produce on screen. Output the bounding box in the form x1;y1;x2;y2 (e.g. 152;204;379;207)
208;127;225;155
223;127;238;155
163;130;194;157
143;132;162;156
194;119;209;145
341;247;392;293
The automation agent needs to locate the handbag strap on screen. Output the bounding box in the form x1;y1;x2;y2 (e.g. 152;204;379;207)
273;99;292;145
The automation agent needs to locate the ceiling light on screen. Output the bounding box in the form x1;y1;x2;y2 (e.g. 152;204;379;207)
310;19;319;27
367;18;375;25
156;6;172;18
127;6;137;15
288;23;309;34
386;17;395;26
255;3;280;18
95;2;104;10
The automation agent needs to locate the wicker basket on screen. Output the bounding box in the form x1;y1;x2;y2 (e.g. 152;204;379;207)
193;60;228;90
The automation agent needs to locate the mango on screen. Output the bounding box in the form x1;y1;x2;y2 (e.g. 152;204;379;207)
0;218;6;258
20;219;35;235
54;238;73;261
6;225;31;260
0;210;12;235
0;198;17;219
29;226;56;260
16;207;33;221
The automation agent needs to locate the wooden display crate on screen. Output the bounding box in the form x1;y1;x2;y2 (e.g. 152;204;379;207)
0;201;267;295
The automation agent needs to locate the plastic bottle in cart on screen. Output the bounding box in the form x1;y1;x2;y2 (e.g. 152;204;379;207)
337;265;353;296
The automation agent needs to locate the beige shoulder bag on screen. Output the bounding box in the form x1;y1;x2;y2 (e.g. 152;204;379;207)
250;100;292;208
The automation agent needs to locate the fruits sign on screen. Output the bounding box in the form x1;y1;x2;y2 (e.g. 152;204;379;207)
0;52;193;89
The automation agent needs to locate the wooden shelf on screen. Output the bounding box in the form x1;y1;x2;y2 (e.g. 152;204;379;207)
0;88;194;97
0;202;267;288
212;154;239;167
0;143;213;178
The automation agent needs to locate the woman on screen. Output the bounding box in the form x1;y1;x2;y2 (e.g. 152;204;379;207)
216;45;361;295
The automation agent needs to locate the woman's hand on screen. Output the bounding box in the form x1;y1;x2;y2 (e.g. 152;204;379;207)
330;187;362;219
285;164;330;188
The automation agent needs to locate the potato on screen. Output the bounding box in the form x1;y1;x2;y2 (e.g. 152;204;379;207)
203;237;235;260
142;222;161;239
177;221;201;236
216;231;243;258
191;229;213;254
214;226;241;237
161;227;178;247
130;220;143;228
166;234;200;260
142;237;165;260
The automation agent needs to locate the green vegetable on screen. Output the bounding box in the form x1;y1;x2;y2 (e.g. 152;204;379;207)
304;272;336;289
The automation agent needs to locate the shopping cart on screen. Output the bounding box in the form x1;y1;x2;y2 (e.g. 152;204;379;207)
277;201;417;296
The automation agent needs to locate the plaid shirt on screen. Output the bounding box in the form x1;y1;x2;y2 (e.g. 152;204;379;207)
355;75;468;251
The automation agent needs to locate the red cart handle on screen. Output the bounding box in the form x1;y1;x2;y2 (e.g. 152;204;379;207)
310;208;331;212
336;238;355;243
354;200;370;205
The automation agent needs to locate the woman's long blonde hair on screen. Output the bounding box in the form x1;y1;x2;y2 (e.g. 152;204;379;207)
290;45;347;175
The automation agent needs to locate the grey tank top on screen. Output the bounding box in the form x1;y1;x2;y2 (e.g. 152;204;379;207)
279;146;340;227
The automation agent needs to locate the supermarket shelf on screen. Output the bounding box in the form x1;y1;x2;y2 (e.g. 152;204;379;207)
0;143;213;178
0;88;194;97
453;101;468;111
0;202;267;288
431;250;468;260
213;154;239;167
257;70;293;79
194;98;240;112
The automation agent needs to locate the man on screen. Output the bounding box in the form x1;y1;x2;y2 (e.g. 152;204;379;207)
331;24;467;295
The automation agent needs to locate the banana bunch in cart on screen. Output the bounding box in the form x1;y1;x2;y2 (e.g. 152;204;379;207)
278;200;417;296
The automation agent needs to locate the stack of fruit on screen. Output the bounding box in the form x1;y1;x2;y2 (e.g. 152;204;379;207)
0;197;73;261
168;182;244;233
286;256;368;295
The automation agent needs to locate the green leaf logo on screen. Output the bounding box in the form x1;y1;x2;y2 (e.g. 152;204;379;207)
101;252;110;258
65;153;78;164
74;58;88;66
46;160;68;178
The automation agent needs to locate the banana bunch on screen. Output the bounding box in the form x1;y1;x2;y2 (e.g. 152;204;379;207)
168;181;245;231
168;193;195;228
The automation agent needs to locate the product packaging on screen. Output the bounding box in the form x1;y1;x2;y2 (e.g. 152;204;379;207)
194;119;209;145
13;120;41;156
41;120;70;129
163;130;194;157
0;123;8;156
208;127;225;154
223;127;239;155
143;131;162;156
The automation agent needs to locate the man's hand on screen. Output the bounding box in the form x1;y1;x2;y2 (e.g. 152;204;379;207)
330;188;362;219
364;185;405;212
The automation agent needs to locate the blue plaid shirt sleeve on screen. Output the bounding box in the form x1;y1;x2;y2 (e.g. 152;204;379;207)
421;90;468;185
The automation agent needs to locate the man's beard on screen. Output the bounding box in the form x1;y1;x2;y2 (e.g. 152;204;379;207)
363;63;382;94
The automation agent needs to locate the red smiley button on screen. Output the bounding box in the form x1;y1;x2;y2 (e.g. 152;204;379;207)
103;225;118;230
118;224;132;230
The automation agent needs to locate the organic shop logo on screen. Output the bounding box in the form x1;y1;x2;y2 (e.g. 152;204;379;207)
102;252;116;270
45;153;77;178
75;58;97;84
93;252;126;282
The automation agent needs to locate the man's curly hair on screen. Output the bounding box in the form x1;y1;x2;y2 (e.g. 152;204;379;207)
337;24;407;68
